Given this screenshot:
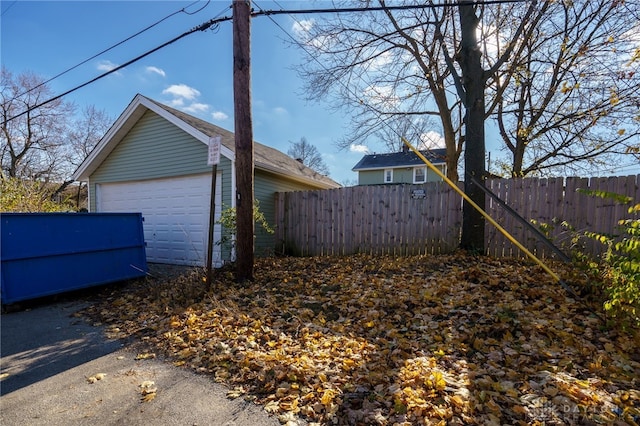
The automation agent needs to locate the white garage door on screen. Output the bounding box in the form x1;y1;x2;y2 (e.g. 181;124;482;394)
96;173;222;267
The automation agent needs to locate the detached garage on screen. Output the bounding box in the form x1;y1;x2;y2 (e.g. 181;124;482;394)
73;94;339;267
96;173;221;265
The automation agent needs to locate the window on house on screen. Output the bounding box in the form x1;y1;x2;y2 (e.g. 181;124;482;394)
384;169;393;183
414;167;426;183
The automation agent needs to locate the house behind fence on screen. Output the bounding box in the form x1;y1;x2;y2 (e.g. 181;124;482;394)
274;175;640;259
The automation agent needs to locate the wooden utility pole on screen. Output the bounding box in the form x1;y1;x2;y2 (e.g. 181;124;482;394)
232;0;254;281
458;2;486;253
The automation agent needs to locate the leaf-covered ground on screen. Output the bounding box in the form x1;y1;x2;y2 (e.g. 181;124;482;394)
81;253;640;425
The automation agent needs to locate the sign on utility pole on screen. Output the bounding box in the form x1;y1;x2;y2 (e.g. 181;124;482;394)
208;136;221;166
232;0;254;282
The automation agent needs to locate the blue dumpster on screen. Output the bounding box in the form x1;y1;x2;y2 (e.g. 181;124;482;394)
1;212;147;305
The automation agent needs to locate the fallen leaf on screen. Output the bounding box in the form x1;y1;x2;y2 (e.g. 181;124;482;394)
226;386;246;399
139;380;157;402
86;373;106;383
77;254;640;425
141;392;156;402
135;352;156;360
140;380;155;389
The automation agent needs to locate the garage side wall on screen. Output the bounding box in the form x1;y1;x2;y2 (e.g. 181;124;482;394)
254;170;324;257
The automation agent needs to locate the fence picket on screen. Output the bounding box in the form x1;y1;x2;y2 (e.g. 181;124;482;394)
274;175;639;258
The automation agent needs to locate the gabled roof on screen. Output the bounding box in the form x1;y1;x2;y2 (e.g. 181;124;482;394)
351;148;447;171
73;94;340;188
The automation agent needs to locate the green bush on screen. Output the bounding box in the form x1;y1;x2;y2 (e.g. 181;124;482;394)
215;200;274;249
577;190;640;328
0;177;73;212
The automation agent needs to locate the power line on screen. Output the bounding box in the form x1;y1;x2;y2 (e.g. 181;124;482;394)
1;0;531;125
2;13;232;126
183;0;211;15
253;0;432;142
252;0;532;17
12;0;211;101
0;0;17;17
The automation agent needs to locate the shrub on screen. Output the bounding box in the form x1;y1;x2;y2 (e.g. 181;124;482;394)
215;200;274;250
0;177;73;212
576;190;639;328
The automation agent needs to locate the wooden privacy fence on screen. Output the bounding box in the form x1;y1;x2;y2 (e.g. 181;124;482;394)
484;175;639;258
274;175;639;259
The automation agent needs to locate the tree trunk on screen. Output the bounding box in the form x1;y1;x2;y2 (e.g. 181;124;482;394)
233;0;254;281
458;3;486;253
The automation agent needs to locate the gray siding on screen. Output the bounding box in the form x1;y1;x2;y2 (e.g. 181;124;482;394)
394;168;414;183
425;166;445;182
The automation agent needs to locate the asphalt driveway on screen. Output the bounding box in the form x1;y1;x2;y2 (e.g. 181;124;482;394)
0;296;282;426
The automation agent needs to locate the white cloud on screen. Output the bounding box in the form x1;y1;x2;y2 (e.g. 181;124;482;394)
182;102;209;114
273;106;288;115
161;84;212;116
97;60;118;72
292;19;314;38
292;18;332;50
145;66;166;77
419;131;446;149
162;84;201;100
211;111;229;121
369;51;393;72
350;144;369;154
168;98;185;108
363;84;400;109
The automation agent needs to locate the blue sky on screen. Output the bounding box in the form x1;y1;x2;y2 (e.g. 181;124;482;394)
1;0;370;185
2;1;638;182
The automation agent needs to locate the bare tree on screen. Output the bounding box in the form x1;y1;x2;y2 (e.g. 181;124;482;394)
484;0;640;177
294;0;640;179
1;67;113;209
54;105;112;203
1;67;74;182
287;137;330;175
294;1;464;181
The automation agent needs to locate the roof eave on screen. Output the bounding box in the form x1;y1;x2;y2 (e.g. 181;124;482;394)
72;94;234;181
256;161;340;189
352;161;446;172
73;94;337;188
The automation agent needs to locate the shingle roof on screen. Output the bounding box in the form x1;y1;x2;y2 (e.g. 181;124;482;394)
352;148;447;171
